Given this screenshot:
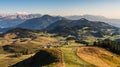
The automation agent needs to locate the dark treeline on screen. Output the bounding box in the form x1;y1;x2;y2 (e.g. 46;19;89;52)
93;39;120;55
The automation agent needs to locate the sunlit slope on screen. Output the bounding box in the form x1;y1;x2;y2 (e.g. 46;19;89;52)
77;47;120;67
12;48;65;67
61;48;95;67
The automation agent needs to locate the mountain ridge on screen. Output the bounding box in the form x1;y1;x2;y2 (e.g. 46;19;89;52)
17;15;65;30
47;18;119;39
66;15;120;28
0;14;42;28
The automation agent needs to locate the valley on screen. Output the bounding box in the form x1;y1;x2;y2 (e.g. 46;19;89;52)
0;15;120;67
0;0;120;67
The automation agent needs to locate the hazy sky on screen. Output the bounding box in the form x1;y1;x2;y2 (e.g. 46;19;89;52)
0;0;120;18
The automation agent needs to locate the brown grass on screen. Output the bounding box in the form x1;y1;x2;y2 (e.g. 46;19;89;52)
11;48;65;67
0;53;34;67
77;47;120;67
2;36;58;53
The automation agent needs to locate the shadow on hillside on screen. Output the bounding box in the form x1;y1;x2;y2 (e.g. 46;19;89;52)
11;50;58;67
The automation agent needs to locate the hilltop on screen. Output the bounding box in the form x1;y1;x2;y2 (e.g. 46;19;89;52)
77;47;120;67
12;48;64;67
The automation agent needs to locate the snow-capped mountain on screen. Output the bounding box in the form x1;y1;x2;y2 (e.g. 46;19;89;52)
0;14;42;28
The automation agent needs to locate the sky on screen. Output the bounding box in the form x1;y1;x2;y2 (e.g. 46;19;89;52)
0;0;120;19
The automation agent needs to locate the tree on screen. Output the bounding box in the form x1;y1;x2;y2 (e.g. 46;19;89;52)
93;39;120;55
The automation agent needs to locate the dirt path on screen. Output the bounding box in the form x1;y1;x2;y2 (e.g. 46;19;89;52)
61;48;94;67
56;49;65;67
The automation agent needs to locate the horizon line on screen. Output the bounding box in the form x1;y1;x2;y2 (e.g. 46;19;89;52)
0;12;119;19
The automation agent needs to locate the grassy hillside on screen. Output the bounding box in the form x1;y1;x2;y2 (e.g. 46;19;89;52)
0;41;120;67
61;48;95;67
2;34;58;53
0;27;120;67
0;46;6;54
77;47;120;67
11;48;64;67
0;53;34;67
3;28;38;39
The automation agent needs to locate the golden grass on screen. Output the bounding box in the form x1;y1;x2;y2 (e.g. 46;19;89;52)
11;48;65;67
61;48;95;67
77;47;120;67
0;53;34;67
3;36;59;52
0;39;13;46
39;48;65;67
14;36;58;46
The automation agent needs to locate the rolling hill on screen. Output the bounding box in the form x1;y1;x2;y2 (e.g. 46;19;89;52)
3;28;38;38
77;47;120;67
11;48;64;67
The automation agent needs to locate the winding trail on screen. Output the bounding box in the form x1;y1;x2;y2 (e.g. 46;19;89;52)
61;47;95;67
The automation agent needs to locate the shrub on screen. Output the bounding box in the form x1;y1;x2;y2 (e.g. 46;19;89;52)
15;53;23;57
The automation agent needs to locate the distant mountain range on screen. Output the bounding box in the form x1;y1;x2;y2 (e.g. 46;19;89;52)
17;15;65;30
66;15;120;28
0;14;41;28
47;18;120;39
0;14;120;39
2;16;120;40
0;14;120;29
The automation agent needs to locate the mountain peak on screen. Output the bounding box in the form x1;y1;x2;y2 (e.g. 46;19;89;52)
79;18;88;21
42;15;53;18
17;15;64;30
